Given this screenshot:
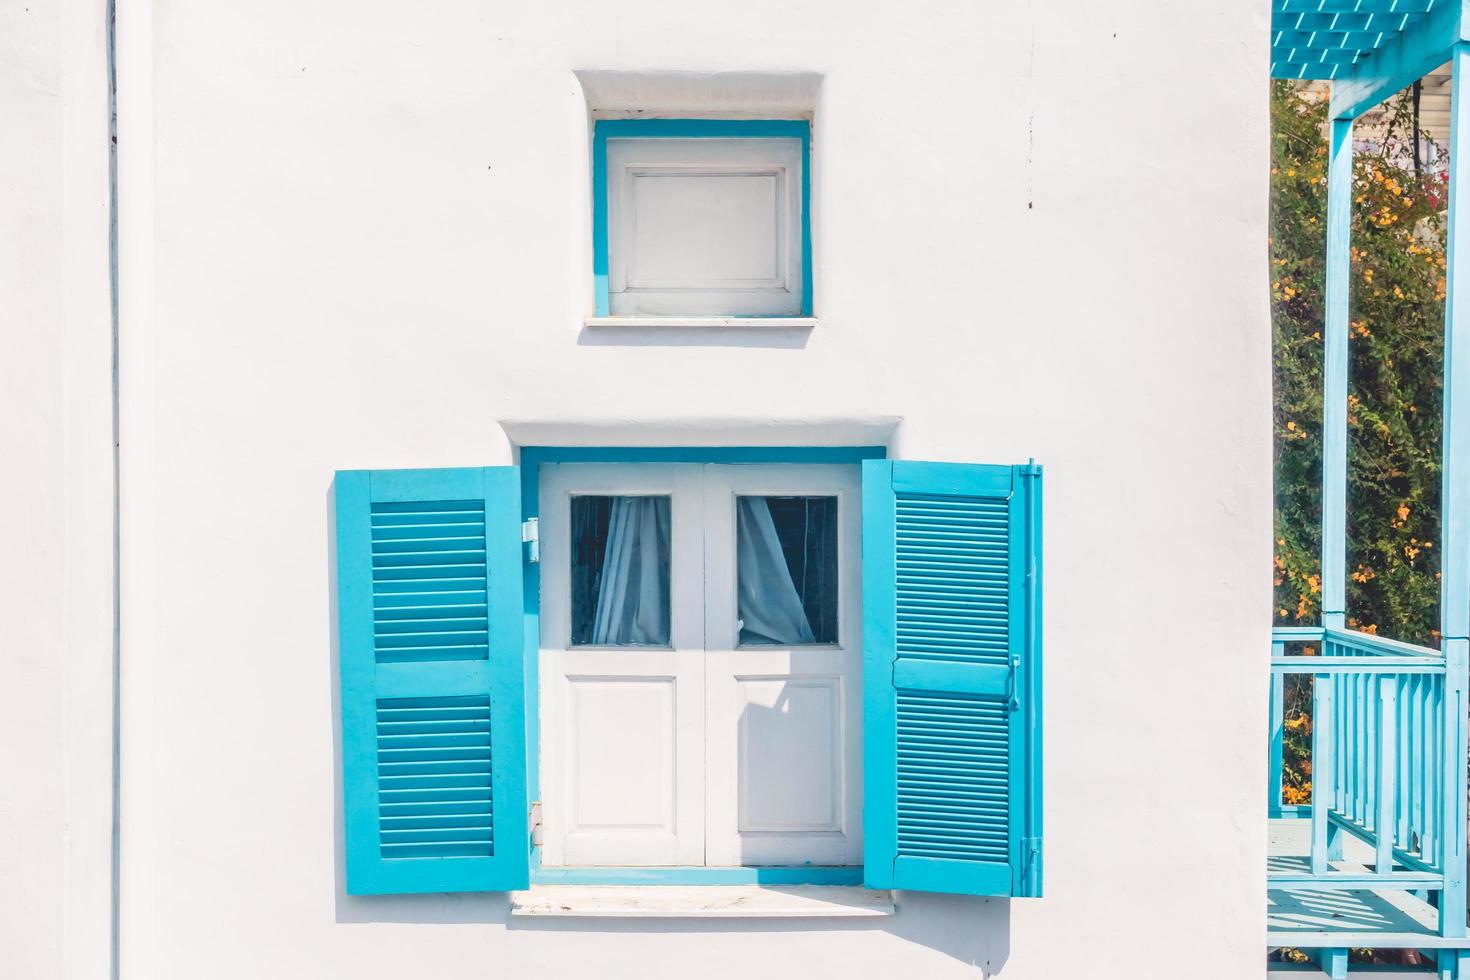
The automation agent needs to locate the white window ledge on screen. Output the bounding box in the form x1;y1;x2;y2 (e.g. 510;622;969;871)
584;316;818;329
509;884;894;919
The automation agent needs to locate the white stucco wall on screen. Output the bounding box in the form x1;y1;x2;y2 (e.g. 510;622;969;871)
105;1;1272;977
0;2;114;979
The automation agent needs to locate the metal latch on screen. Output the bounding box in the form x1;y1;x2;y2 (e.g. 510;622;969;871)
1006;654;1020;712
1021;836;1043;896
529;800;544;847
522;518;539;564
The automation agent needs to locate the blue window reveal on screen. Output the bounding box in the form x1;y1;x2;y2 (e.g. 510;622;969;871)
334;453;1042;899
591;119;813;318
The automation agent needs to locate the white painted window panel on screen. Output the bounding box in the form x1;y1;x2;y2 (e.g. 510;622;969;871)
629;172;782;287
607;138;803;316
540;464;706;867
702;465;862;867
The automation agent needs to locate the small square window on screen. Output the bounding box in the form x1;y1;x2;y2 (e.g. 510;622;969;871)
593;120;810;318
736;495;838;646
570;495;672;646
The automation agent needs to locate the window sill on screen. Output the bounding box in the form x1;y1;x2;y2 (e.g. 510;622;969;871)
584;316;818;329
509;884;894;919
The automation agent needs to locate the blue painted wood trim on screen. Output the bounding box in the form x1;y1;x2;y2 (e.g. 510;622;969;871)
531;866;864;886
335;471;379;896
482;466;531;892
1328;0;1462;121
1322;117;1352;629
1004;467;1028;896
1020;463;1043;898
590;119;813;317
860;459;897;890
520;446;885;467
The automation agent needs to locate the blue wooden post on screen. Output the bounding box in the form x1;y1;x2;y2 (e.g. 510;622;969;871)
1316;946;1348;979
1322;116;1353;630
1269;648;1284;815
1440;949;1470;980
1440;42;1470;942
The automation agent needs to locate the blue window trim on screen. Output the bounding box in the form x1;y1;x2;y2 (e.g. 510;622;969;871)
591;119;813;318
517;445;885;885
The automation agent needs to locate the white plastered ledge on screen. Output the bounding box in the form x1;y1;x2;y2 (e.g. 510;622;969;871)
574;70;822;118
498;416;903;451
584;316;818;329
509;885;894;919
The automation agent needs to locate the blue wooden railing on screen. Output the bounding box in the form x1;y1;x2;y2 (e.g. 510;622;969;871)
1269;626;1462;904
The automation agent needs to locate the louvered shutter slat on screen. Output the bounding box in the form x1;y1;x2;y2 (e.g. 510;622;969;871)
336;467;529;895
862;460;1043;898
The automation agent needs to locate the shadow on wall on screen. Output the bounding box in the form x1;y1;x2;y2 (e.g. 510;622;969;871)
324;482;1011;973
577;321;814;350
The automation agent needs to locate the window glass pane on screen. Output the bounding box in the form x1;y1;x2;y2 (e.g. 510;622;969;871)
570;496;671;647
736;496;838;646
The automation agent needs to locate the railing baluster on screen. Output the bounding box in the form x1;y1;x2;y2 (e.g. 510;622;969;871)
1376;674;1396;873
1397;673;1409;848
1312;672;1334;875
1336;671;1347;813
1347;673;1359;822
1411;674;1424;857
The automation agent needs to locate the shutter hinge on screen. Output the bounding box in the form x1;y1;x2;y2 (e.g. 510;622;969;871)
1020;837;1043;897
521;518;539;564
529;800;544;847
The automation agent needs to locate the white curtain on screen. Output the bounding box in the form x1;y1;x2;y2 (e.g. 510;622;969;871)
591;496;671;645
736;497;815;645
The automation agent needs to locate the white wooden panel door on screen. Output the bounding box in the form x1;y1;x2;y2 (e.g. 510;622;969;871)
702;465;863;866
539;464;705;866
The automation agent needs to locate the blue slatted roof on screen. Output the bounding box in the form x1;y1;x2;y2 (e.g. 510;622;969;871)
1272;0;1440;79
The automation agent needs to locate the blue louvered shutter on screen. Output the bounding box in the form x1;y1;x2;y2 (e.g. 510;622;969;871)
861;460;1043;897
334;467;529;894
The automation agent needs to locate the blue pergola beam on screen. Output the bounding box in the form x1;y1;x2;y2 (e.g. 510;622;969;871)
1271;1;1446;83
1328;0;1463;120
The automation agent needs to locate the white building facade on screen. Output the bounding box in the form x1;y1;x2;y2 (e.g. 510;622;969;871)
3;1;1271;977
